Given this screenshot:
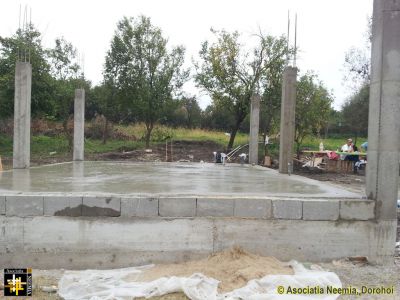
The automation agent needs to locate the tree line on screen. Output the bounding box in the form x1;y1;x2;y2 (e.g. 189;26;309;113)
0;15;335;150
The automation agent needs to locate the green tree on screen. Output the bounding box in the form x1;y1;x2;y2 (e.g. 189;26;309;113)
341;19;371;141
48;37;85;149
0;24;54;118
260;37;288;155
200;103;236;132
341;84;369;143
89;83;122;143
294;73;333;156
195;29;288;150
181;96;202;128
105;16;189;147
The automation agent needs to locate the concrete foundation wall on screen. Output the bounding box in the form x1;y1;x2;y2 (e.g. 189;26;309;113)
0;216;395;269
0;195;395;268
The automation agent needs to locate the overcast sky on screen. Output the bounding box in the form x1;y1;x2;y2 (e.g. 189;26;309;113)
0;0;372;109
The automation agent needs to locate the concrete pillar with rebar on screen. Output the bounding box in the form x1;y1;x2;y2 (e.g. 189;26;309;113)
73;89;85;161
279;66;297;174
13;62;32;169
366;0;400;244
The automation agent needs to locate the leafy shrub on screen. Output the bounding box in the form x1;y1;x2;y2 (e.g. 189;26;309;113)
86;115;113;139
151;126;175;142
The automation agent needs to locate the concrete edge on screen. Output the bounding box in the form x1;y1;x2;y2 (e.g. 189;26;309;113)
2;195;376;220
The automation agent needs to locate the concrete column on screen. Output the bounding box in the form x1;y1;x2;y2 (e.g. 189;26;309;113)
73;89;85;161
13;62;32;169
279;66;297;174
249;94;260;165
366;0;400;221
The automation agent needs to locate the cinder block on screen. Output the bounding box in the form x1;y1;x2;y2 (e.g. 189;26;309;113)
272;200;302;219
0;196;5;215
44;196;82;216
340;200;375;220
197;198;234;217
121;197;158;217
82;197;120;217
303;200;339;221
234;198;271;219
159;198;196;217
6;196;43;216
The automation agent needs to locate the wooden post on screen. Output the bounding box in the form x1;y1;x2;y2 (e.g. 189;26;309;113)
170;139;173;162
165;140;168;162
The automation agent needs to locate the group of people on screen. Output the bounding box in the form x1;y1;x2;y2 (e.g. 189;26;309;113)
340;138;368;154
340;138;367;172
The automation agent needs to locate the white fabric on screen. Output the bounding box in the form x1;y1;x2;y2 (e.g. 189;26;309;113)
340;144;354;153
340;144;353;160
58;260;341;300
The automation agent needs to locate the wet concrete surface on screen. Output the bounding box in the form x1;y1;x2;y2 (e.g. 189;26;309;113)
0;161;360;198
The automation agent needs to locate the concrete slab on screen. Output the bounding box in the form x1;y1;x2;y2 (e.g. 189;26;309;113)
2;161;387;267
0;161;360;198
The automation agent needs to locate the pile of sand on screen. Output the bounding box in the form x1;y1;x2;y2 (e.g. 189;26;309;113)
132;247;293;293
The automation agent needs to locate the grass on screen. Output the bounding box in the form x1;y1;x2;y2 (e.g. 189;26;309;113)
300;136;367;151
0;121;366;161
0;134;12;156
115;123;249;147
0;123;249;160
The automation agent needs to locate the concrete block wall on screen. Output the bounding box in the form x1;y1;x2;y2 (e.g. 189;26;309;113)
1;195;376;221
2;194;393;269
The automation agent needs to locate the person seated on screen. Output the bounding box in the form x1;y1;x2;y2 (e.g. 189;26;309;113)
349;143;360;172
341;138;354;153
340;138;354;160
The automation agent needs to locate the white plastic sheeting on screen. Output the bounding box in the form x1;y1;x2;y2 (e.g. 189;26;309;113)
58;261;342;300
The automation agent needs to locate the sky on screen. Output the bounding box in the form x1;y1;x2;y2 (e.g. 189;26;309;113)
0;0;372;110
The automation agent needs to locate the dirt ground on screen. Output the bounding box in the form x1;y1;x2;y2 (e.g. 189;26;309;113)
294;168;366;193
1;140;224;170
135;247;293;293
0;254;398;300
96;140;224;163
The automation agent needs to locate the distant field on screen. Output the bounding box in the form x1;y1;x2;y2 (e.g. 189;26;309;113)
0;123;249;159
114;123;249;146
300;136;367;151
0;122;366;160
